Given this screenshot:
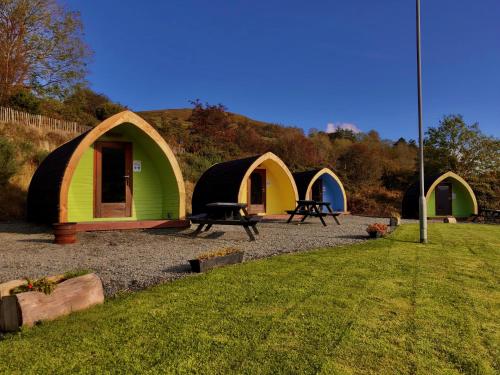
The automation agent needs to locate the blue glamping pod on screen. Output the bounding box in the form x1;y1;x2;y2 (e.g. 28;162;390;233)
293;168;347;212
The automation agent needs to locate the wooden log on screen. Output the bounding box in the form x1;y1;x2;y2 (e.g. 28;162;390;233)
0;279;25;298
18;273;104;328
0;273;104;331
0;296;21;332
0;274;67;298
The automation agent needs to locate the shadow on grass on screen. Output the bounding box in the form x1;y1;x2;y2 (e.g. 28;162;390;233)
384;237;419;244
334;234;369;240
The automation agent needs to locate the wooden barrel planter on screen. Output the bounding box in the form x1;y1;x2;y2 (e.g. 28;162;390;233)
368;231;382;239
0;273;104;332
53;222;77;244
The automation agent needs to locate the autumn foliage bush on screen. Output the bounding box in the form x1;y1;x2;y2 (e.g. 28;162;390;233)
366;223;388;235
197;248;242;260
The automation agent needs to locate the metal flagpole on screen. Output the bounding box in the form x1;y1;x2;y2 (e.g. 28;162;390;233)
416;0;428;243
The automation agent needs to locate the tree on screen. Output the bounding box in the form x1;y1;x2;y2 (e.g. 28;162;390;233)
5;88;40;113
0;0;92;103
337;143;384;189
270;128;319;170
393;137;407;147
328;128;357;142
188;99;238;145
424;115;499;178
95;102;126;121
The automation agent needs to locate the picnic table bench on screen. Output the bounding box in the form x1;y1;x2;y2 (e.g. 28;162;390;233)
286;200;341;226
189;202;262;241
472;208;500;224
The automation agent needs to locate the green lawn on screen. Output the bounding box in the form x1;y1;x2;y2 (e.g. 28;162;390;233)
1;224;499;374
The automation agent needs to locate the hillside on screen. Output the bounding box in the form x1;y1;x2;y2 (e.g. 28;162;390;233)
1;104;496;220
138;104;416;216
140;108;275;128
0;122;75;218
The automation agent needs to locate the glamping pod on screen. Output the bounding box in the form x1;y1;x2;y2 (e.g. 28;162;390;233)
293;168;347;212
402;171;478;219
27;111;187;230
192;152;298;215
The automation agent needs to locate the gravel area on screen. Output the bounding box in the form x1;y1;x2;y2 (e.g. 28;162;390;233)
0;215;394;296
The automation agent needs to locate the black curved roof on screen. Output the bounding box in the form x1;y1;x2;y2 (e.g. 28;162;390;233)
293;169;322;200
401;173;446;219
27;131;90;223
191;154;263;214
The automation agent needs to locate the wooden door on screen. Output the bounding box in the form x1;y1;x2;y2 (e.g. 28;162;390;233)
435;182;452;216
311;178;323;202
94;142;133;218
247;169;266;214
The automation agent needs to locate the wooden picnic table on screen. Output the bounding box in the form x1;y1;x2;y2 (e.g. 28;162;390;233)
189;202;261;241
286;200;341;226
206;202;249;219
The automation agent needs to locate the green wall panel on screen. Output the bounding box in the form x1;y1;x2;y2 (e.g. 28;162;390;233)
451;180;474;217
68;144;94;222
67;123;180;222
427;190;436;216
426;178;474;218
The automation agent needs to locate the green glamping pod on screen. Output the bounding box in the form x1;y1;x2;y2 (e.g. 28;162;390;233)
402;171;478;219
27;111;188;231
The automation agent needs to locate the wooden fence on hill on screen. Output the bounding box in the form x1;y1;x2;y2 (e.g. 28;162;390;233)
0;106;91;134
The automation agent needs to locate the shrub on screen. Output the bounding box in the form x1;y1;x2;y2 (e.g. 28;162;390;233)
0;184;26;218
7;90;41;114
366;223;388;235
95;102;126;120
10;270;91;296
62;269;91;281
0;137;18;184
390;211;401;219
11;277;56;295
197;248;241;260
32;149;50;166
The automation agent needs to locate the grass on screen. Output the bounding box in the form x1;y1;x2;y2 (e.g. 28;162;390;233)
0;224;499;374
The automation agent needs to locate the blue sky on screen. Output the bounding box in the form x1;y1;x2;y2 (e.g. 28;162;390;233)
65;0;499;140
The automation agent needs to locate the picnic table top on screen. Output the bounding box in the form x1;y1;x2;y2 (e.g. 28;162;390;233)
296;200;331;206
206;202;247;208
296;200;318;205
314;201;332;206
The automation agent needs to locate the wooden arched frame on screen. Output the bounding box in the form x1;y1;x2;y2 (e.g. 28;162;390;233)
59;111;186;222
305;168;347;212
425;171;478;215
237;152;299;203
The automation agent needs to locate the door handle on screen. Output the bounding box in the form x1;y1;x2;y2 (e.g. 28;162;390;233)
124;175;130;178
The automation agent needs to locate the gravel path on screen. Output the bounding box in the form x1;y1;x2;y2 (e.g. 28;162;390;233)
0;216;393;296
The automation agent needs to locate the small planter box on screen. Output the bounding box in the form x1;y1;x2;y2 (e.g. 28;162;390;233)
389;216;401;227
368;231;383;239
0;273;104;332
189;252;244;273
